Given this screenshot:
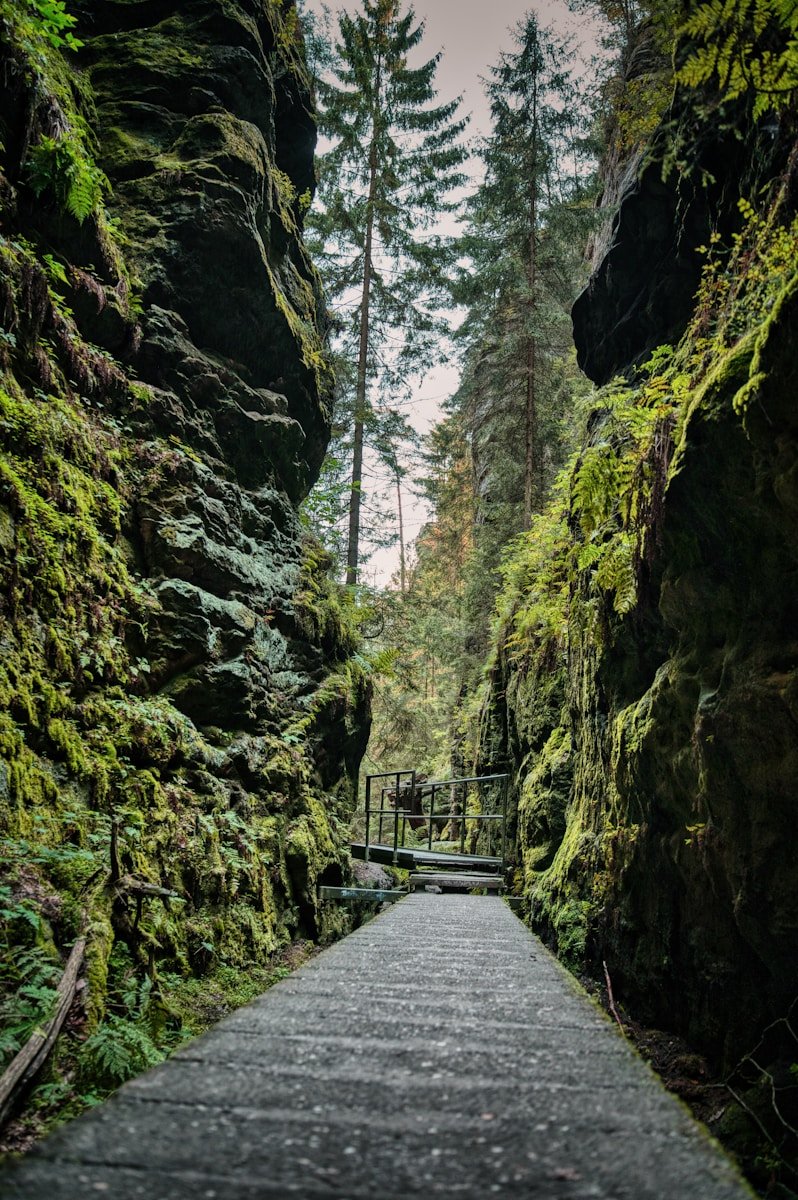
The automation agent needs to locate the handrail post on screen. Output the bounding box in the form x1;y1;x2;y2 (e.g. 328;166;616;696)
392;807;400;865
428;785;435;851
365;775;371;863
460;780;467;854
406;770;416;850
500;776;508;867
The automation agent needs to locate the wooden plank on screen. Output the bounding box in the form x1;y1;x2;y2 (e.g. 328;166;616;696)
399;847;504;870
349;844;416;869
318;886;406;902
409;873;504;891
0;895;753;1200
0;937;85;1129
350;843;502;871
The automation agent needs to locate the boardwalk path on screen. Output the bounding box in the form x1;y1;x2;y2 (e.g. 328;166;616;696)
2;895;752;1199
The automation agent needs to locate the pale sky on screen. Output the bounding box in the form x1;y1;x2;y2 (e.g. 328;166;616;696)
301;0;603;585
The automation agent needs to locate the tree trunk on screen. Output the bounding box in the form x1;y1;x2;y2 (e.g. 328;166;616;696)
523;79;539;531
396;467;406;593
346;61;381;587
345;197;374;586
524;334;536;528
0;937;85;1129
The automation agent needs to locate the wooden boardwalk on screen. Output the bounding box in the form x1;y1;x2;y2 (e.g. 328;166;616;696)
1;895;752;1199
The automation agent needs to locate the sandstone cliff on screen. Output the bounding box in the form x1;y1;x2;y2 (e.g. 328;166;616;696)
477;91;798;1095
0;0;368;1113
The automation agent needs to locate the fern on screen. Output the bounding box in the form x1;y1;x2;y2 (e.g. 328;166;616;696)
677;0;798;115
80;1016;163;1088
26;134;108;223
594;534;638;615
572;444;635;536
0;936;61;1067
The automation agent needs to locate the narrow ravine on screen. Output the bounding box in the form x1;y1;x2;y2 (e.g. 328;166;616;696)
1;2;797;1195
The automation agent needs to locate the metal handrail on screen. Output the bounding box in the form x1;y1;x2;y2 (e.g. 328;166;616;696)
364;769;416;864
422;772;509;786
362;771;509;866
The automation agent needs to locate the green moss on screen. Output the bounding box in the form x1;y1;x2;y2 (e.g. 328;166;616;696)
169;111;268;186
0;0;369;1145
0;1;109;224
266;260;332;390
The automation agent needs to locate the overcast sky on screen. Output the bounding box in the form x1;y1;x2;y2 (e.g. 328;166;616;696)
390;0;600;137
300;0;603;585
303;0;601;138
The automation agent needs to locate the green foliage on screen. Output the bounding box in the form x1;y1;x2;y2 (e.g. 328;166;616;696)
689;196;798;375
465;143;798;1017
356;16;598;777
0;886;60;1066
0;2;370;1149
568;1;676;157
79;1016;163;1088
307;0;469;581
364;581;467;780
300;447;352;563
26;134;109;223
361;412;476;780
0;0;82;54
1;0;111;225
27;0;81;49
496;505;571;656
676;0;798;115
449;15;594;658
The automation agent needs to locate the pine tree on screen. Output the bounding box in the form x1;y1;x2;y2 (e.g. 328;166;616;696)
457;15;588;530
308;0;467;585
447;15;593;659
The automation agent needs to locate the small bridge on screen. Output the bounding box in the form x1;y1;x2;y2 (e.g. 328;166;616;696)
0;894;751;1198
349;770;509;893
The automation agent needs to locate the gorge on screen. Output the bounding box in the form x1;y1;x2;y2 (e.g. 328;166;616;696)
1;1;797;1194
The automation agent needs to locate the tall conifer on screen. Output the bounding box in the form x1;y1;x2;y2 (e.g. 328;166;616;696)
309;0;467;585
446;16;592;652
458;15;585;532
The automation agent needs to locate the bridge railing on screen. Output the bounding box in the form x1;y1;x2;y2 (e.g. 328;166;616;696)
363;770;416;865
363;770;509;866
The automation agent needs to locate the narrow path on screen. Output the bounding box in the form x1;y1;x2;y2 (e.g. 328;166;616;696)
2;896;752;1199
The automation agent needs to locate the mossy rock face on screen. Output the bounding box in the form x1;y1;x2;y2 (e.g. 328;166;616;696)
0;0;369;1126
485;123;798;1081
74;0;329;491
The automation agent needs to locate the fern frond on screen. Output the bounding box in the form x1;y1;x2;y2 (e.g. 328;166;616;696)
677;0;798;111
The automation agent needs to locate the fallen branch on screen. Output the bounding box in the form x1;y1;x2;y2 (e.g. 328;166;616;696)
0;937;86;1129
116;875;179;899
723;1083;798;1180
602;959;627;1037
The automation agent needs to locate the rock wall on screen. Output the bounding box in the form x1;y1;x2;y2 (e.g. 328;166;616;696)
478;93;798;1085
0;0;369;1105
